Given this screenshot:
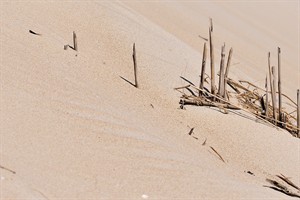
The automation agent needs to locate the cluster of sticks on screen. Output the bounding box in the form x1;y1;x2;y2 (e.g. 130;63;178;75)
175;19;300;138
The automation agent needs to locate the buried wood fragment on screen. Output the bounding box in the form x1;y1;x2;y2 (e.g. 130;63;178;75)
245;171;255;176
202;138;207;146
0;165;16;174
210;146;225;163
188;127;195;135
29;30;41;36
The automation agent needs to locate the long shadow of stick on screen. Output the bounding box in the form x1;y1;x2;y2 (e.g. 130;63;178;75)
119;76;136;87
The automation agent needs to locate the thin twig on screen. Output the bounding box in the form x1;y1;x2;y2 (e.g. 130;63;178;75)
210;146;225;163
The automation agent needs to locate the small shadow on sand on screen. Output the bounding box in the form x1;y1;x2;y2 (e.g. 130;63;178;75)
119;76;136;87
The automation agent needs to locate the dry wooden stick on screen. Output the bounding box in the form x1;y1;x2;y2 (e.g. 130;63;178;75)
224;48;233;99
133;43;138;88
199;43;207;96
73;31;77;51
268;53;276;122
278;47;282;123
181;98;240;110
209;18;216;98
218;44;226;98
272;66;277;124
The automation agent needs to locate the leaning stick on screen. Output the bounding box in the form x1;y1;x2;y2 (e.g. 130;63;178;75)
218;44;226;98
180;98;240;110
132;43;138;88
209;19;216;98
224;48;233;99
297;89;300;137
278;47;282;123
199;43;207;96
73;31;77;51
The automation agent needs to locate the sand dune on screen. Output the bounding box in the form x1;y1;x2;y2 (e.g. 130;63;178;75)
1;1;299;199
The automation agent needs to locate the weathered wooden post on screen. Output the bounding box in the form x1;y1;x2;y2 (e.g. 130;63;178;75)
297;89;300;137
278;47;282;124
218;44;226;98
73;31;78;51
133;43;138;88
199;43;207;96
209;18;216;99
224;48;233;99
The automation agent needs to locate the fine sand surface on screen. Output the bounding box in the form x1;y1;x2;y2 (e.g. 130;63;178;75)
1;1;299;199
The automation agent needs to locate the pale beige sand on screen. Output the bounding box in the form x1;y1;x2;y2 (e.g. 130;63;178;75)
0;1;299;199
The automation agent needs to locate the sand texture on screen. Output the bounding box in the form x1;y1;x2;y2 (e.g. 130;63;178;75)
1;1;299;199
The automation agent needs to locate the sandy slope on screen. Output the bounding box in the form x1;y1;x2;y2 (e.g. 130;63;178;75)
0;1;299;199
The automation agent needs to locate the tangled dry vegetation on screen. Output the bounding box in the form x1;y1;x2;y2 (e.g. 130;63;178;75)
175;19;300;138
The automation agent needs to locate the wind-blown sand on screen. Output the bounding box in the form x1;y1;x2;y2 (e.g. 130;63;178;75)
0;1;299;199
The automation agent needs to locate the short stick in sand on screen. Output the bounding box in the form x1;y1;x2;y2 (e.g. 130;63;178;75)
199;43;207;96
132;43;138;88
278;47;282;123
73;31;77;51
272;66;277;124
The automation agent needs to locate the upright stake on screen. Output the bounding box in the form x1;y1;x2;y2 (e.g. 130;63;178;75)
268;52;276;123
218;44;226;98
209;18;216;99
224;48;233;99
199;43;207;96
133;43;138;88
271;66;277;124
73;31;77;51
273;66;277;105
297;89;300;137
265;75;269;116
278;47;282;124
